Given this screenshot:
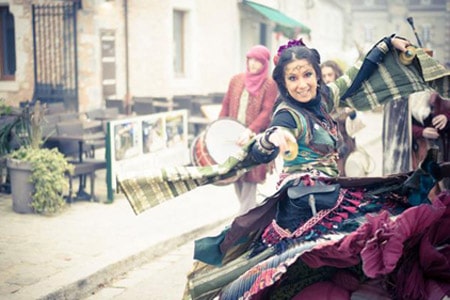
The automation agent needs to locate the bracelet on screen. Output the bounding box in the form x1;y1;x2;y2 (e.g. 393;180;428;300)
255;136;275;155
261;127;277;150
378;38;390;53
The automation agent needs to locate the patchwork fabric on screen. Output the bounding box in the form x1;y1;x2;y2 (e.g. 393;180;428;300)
336;48;450;111
217;193;450;300
118;140;255;215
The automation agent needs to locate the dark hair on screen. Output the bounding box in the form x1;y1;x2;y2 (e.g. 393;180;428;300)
321;60;344;78
272;46;329;111
272;46;326;108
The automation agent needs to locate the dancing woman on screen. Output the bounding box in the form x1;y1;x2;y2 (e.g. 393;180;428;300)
183;35;450;300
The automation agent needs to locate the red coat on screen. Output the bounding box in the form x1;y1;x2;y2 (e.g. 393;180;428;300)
219;73;278;183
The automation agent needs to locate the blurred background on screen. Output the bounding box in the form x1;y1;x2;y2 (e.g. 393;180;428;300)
0;0;448;113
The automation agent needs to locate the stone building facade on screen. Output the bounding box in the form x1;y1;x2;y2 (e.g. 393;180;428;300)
349;0;450;65
0;0;448;112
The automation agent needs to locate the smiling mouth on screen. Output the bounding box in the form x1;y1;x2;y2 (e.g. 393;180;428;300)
297;90;309;97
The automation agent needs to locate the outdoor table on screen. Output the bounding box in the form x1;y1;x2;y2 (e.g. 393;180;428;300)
48;132;105;162
153;100;179;112
47;132;106;200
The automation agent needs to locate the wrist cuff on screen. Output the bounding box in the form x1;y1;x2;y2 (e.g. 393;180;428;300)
261;127;277;150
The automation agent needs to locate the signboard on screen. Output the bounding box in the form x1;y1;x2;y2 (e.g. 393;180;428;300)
105;110;190;201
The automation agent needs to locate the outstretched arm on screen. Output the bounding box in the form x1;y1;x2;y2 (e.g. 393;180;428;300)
324;35;437;112
337;35;410;102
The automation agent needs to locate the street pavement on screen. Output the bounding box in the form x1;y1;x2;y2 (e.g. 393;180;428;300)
0;111;384;300
0;169;239;300
83;227;208;300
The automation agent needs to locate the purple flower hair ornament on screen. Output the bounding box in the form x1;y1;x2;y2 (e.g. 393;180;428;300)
273;38;307;65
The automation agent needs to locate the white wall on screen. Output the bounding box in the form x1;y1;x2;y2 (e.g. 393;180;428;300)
126;0;241;99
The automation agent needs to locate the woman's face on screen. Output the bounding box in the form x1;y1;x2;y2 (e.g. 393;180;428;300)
284;59;318;103
247;58;264;74
321;66;336;83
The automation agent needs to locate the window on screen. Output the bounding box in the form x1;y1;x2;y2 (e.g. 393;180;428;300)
0;6;16;81
259;23;267;45
173;10;185;76
100;30;117;100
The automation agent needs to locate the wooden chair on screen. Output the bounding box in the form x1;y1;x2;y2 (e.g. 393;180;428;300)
105;98;125;115
85;108;104;121
56;120;106;202
172;95;194;113
56;120;87;157
103;107;119;119
132;96;154;115
208;92;225;104
152;97;173;113
191;95;214;117
65;161;105;203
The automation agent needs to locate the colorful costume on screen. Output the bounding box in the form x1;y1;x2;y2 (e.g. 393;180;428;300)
181;37;450;299
117;36;450;299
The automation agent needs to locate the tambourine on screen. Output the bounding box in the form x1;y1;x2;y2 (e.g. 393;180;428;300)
283;139;298;161
399;46;416;65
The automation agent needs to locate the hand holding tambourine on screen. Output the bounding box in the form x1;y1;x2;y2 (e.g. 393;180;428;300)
236;128;255;146
267;128;298;161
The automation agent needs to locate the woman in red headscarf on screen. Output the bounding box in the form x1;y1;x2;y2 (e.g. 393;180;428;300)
218;45;278;215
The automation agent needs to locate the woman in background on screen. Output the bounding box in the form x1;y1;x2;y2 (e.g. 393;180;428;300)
320;59;343;84
218;45;278;215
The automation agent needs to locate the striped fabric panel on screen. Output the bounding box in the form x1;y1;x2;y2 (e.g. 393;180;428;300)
118;143;255;215
417;48;450;82
187;248;275;300
349;48;450;111
330;48;450;112
219;234;345;300
118;168;207;215
350;51;423;110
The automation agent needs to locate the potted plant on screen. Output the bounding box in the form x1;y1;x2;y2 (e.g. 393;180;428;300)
5;101;73;214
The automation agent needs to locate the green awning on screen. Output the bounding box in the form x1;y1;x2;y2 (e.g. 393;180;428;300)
244;1;311;37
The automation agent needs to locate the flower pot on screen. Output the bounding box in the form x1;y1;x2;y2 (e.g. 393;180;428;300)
6;158;35;214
